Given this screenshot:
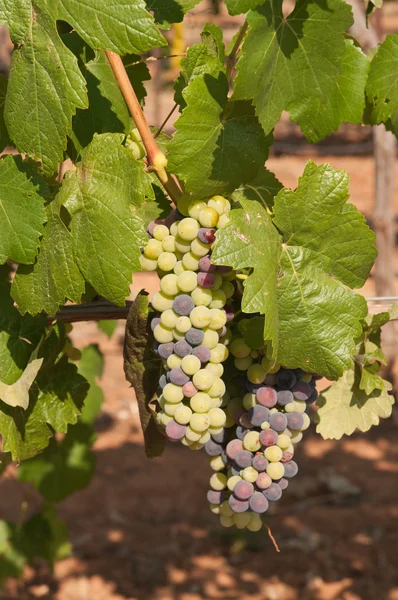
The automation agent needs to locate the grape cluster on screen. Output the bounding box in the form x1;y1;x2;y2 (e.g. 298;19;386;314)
205;336;319;530
141;196;234;450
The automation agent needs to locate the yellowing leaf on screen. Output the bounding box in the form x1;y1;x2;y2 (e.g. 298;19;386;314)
0;358;43;410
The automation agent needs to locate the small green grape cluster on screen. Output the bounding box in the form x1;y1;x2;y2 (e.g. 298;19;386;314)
126;127;146;160
141;196;236;450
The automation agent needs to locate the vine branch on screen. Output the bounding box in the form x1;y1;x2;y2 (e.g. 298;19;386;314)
105;51;182;201
226;21;248;82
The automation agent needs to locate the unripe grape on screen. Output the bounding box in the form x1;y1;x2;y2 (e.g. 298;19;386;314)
211;274;223;291
210;456;226;471
139;255;157;271
181;354;201;375
182;251;200;271
152;291;174;312
243;431;261;452
160;273;179;296
221;280;235;299
227;475;242;491
266;462;285;480
170;221;179;236
191;286;212;306
176;270;197;293
162;235;176;253
234;356;253;371
157;252;177;272
208;308;227;330
188;200;207;220
177;218;199;241
173;260;186;276
190;412;210;432
208;195;230;215
220;515;234;527
153;224;169;241
205;362;223;377
154;324;174;343
166;353;182;369
230;338;251;358
190;306;211;328
164;401;179;416
234;512;252;529
264;445;283;462
190;392;211;413
247;363;266;384
207;377;226;398
175;316;191;334
210;343;229;363
208;407;226;427
160;309;178;329
191;238;210;257
144;238;162;259
247;513;263;532
193;369;214;391
185;426;201;441
199;206;219;228
243;392;256;410
163;383;184;403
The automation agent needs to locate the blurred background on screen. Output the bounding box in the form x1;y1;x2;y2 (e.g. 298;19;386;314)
1;1;398;599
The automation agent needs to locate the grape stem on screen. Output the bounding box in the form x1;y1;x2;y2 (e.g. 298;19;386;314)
155;103;178;138
105;51;182;201
226;21;249;83
264;523;280;552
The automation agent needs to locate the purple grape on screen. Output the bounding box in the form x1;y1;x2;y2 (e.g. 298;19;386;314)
262;483;282;501
198;255;215;272
278;478;289;490
277;390;294;406
211;429;228;444
182;381;197;398
283;460;298;478
235;450;253;469
269;412;288;432
169;367;190;386
158;342;175;359
185;328;204;346
249;492;269;514
207;490;225;504
224;305;235;322
151;317;161;331
286;411;304;431
198;228;216;244
246;381;263;394
233;407;245;425
173;294;194;316
311;373;323;381
164;210;178;228
235;426;249;441
205;439;224;456
159;374;167;389
234;480;254;501
239;413;253;429
259;429;278;447
230;465;241;476
226;439;243;460
276;369;297;390
256;386;277;408
306;388;318;404
265;373;277;386
174;340;192;357
197;272;215;288
255;472;272;490
248;405;270;427
229;496;249;513
252;454;268;472
166;420;186;441
281;450;294;463
192;345;211;364
292;381;312;401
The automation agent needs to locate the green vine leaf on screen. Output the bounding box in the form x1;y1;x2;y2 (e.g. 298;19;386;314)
148;0;202;29
12;199;86;316
233;0;353;140
58;133;149;306
169;72;272;200
124;291;165;458
231;167;283;210
0;521;26;587
78;344;105;425
225;0;264;16
0;156;47;265
0;0;31;43
44;0;166;54
212;161;376;380
17;507;71;567
366;34;398;135
4;3;88;175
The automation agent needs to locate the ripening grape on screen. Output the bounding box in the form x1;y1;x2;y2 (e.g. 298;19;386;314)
191;286;213;306
199;206;219;228
186;327;205;346
174;340;192;357
190;306;211;328
263;483;282;501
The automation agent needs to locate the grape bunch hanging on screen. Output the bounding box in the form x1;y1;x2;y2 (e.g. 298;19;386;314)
141;196;320;532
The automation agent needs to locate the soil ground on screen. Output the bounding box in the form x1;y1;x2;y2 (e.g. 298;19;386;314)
2;2;398;599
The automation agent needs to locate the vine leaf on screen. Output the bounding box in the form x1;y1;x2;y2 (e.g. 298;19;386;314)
148;0;202;29
0;521;26;586
12;199;86;317
0;156;47;266
212;161;376;380
45;0;166;54
168;72;272;200
0;0;31;43
17;507;71;567
78;344;104;425
231;167;283;209
0;358;43;410
58;133;149;306
366;34;398;135
4;3;88;176
225;0;264;16
233;0;353;140
124;291;165;458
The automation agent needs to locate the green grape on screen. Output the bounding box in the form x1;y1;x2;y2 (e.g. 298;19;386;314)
230;338;251;358
208;407;226;427
139;255;157;271
227;475;242;491
234;356;253;371
189;412;210;432
129;127;142;142
210;473;227;491
301;412;311;431
190;306;211;328
185;427;201;442
177;218;199;241
208;425;224;435
207;377;226;398
209;396;222;408
220;391;230;407
182;251;200;271
209;503;221;514
190;392;211;412
261;421;270;430
166;354;182;369
221;280;235;299
175;316;191;334
188;200;207;220
250;350;259;359
157;252;177;272
160;309;178;329
290;431;303;444
152;291;174;312
191;238;211;257
264;445;283;462
292;400;307;413
233;512;251;529
210;455;226;471
220;500;234;517
205;362;223;377
144;238;163;259
202;327;220;349
210;343;229;363
247;513;263;532
220;515;234;527
170;222;179;236
162;235;176;253
277;434;291;450
181;354;201;375
243;431;261;452
199;431;211;444
211;274;223;292
208;308;227;330
190;441;205;451
191;286;212;307
177;270;197;293
300;372;313;383
268;362;281;374
153;224;169;241
199;206;219;228
217;214;230;229
174;404;192;425
160;273;179;296
161;413;173;426
181;436;193;447
243;392;256;410
192;369;214;391
242;467;259;483
174;261;186;276
208;195;230;215
247;363;266;384
175;236;191;254
164;401;179;416
129;140;145;160
266;462;285;480
154;323;174;343
163;383;184;403
172;329;185;341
